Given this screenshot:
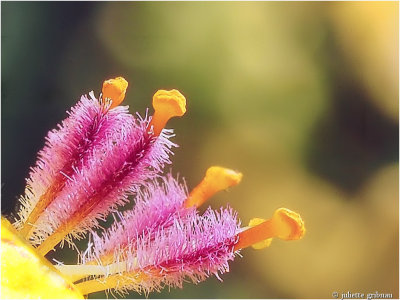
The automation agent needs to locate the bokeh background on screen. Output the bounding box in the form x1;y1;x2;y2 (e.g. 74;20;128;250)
1;2;398;299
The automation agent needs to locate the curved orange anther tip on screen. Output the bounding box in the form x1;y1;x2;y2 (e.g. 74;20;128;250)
148;89;186;136
184;166;243;208
234;208;305;251
272;208;305;241
102;77;129;109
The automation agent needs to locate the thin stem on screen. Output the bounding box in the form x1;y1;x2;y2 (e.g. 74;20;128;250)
19;222;34;238
75;274;120;295
234;219;275;251
20;175;67;238
36;230;66;255
75;273;142;295
56;262;128;283
56;265;108;282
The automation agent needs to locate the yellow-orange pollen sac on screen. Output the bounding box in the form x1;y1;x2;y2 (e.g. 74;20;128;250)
184;166;243;208
148;89;186;136
102;77;128;109
234;208;305;251
247;218;272;250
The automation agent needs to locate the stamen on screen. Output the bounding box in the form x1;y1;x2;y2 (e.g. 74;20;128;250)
36;228;69;256
234;208;305;251
102;77;128;108
76;273;143;295
56;262;129;283
247;218;272;250
147;89;186;136
19;177;65;238
184;166;243;208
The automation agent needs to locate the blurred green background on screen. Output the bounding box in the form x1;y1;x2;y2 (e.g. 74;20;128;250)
1;2;398;299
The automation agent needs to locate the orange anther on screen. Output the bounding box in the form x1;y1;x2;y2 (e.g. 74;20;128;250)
184;166;242;208
234;208;305;251
102;77;128;109
148;89;186;136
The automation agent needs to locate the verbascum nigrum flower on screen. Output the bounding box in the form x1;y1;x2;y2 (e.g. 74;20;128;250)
1;76;305;299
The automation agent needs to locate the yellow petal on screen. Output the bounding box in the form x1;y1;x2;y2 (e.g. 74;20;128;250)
1;217;83;299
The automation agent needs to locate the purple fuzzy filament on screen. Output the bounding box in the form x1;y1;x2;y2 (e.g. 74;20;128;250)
83;207;241;295
34;118;175;248
17;92;176;249
84;175;191;265
16;93;131;236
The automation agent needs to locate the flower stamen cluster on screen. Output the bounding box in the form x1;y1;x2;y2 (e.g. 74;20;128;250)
2;76;305;298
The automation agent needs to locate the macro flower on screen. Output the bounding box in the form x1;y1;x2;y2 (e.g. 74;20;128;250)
1;76;305;299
